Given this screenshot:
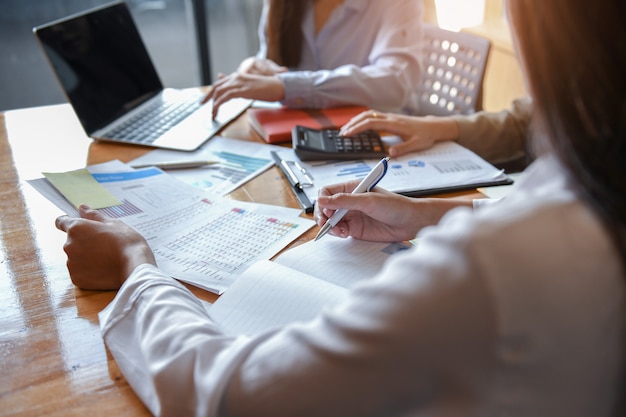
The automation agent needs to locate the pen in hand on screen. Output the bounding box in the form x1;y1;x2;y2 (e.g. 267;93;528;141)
315;156;390;241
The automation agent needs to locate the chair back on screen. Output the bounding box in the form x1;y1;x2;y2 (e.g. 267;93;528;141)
417;23;491;116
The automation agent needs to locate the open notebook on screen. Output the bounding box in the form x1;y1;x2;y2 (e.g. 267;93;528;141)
33;1;250;151
208;237;413;335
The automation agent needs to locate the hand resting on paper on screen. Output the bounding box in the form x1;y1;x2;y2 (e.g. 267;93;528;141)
55;205;155;290
314;181;472;242
339;110;460;158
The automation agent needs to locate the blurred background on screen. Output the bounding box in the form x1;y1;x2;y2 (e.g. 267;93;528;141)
0;0;263;111
1;0;518;113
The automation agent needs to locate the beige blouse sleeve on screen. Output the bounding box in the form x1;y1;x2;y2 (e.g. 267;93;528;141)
452;97;533;169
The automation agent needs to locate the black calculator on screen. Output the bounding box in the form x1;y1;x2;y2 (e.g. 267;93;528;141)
292;125;386;161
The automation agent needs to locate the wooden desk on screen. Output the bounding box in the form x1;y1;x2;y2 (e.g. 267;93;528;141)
0;103;482;416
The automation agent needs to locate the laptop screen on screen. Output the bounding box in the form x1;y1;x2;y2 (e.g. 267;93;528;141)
34;1;163;134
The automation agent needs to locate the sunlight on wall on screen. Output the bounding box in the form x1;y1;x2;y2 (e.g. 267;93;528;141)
434;0;485;31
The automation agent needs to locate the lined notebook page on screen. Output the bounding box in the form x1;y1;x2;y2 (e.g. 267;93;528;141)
274;237;412;288
208;238;413;336
208;260;347;336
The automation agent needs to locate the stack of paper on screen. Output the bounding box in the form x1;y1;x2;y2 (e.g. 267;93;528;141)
29;160;315;294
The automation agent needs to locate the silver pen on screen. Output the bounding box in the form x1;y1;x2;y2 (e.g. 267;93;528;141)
315;156;390;241
130;160;219;170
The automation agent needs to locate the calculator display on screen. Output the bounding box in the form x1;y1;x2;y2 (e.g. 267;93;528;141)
305;133;326;151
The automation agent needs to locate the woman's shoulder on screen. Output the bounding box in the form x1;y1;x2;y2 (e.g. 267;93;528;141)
413;156;620;310
431;156;623;327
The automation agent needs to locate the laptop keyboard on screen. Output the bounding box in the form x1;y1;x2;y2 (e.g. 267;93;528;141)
107;94;203;144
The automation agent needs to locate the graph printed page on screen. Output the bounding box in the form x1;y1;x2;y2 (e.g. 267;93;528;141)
31;160;314;294
272;141;507;203
128;136;286;196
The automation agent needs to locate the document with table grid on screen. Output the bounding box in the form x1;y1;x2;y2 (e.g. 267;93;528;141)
28;160;315;294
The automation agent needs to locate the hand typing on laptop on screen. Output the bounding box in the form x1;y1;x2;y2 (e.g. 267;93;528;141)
203;71;286;120
34;2;250;151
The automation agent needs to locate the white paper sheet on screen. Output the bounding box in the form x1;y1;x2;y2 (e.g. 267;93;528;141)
272;141;511;204
128;136;286;196
209;237;413;335
28;160;315;294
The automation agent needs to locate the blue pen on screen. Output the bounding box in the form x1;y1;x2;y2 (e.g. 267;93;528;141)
315;157;390;241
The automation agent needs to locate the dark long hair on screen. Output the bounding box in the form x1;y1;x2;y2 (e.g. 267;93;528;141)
265;0;307;67
508;0;626;265
508;1;626;413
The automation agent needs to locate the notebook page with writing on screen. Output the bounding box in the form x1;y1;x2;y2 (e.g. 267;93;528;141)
208;260;348;336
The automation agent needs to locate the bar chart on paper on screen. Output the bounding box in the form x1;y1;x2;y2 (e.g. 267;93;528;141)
28;160;315;294
191;151;269;190
273;141;512;203
128;136;287;195
108;185;314;294
98;199;143;218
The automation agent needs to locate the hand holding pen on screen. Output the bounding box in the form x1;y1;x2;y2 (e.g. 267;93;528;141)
315;157;390;241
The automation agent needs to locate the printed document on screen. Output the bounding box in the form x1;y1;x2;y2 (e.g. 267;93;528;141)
271;140;511;204
28;160;315;294
128;136;285;196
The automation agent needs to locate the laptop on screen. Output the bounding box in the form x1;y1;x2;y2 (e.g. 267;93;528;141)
33;1;251;152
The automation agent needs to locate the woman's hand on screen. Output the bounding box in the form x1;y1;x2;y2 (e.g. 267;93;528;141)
55;205;156;290
202;72;285;119
237;57;287;76
339;110;460;157
314;181;471;242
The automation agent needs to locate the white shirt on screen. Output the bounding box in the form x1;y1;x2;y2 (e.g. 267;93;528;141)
256;0;424;114
99;155;624;417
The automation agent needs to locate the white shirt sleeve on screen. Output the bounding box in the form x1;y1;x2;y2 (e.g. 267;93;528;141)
99;265;274;416
98;158;624;416
473;197;503;209
99;221;495;417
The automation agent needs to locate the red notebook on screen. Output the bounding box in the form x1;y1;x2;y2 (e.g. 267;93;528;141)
247;105;369;143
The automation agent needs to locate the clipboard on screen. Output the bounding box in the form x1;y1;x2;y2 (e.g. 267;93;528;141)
271;151;315;214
